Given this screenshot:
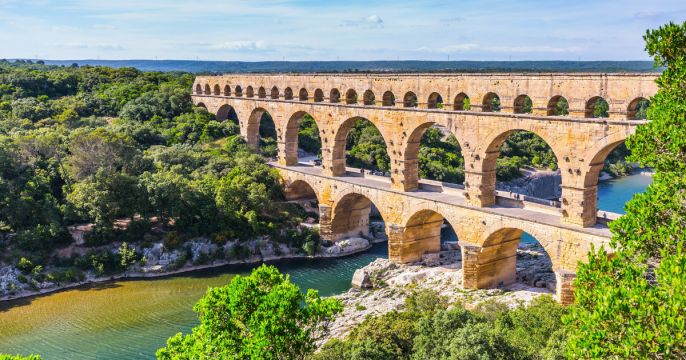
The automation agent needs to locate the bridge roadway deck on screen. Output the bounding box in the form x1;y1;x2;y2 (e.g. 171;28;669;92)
271;162;613;239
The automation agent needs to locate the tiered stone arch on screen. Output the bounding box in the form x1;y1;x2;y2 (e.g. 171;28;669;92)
193;90;642;228
283;179;320;202
280;110;325;166
329;116;394;177
469;127;563;208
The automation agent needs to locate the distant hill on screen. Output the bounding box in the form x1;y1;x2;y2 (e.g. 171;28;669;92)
35;60;660;74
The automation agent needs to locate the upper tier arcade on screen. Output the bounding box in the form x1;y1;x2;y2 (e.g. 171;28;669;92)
193;73;658;119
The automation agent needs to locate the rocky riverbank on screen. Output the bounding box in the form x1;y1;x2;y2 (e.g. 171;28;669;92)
0;225;387;302
323;241;555;342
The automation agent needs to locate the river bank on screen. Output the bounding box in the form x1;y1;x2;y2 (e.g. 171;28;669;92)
0;224;388;303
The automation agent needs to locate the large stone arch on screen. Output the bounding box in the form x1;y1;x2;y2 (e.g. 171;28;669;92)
283;179;321;203
216;104;238;123
462;226;556;289
394;209;449;263
280;110;325;166
329;116;393;177
567;131;631;225
471;127;563;207
329;191;387;242
245;106;275;147
401;121;439;191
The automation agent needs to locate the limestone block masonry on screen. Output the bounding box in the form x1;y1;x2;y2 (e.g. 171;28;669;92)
191;73;658;304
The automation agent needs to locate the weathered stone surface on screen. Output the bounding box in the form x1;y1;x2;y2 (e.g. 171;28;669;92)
192;73;653;227
191;73;655;304
351;268;372;288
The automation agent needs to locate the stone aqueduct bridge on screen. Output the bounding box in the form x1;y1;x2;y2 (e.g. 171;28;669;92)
192;73;657;304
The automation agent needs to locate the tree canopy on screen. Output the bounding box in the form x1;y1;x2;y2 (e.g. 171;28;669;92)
156;265;342;360
565;21;686;359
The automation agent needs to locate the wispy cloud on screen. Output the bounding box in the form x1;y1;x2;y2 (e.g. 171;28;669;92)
57;42;125;51
210;40;268;51
340;14;384;28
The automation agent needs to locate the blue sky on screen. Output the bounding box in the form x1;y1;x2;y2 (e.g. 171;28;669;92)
0;0;684;61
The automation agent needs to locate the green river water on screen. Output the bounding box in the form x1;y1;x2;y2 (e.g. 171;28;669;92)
0;174;652;359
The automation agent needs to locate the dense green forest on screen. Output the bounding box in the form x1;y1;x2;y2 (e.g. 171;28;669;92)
0;60;317;286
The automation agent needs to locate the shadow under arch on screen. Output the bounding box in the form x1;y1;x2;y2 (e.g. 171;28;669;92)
216;104;239;124
282;110;324;165
330;116;393;176
330;191;386;243
470;227;556;291
284;179;320;203
399;208;459;263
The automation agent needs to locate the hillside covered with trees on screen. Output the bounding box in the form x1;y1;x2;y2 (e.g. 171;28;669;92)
0;61;317;292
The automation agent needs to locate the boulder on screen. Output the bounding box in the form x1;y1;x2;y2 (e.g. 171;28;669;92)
422;253;441;267
351;269;372;288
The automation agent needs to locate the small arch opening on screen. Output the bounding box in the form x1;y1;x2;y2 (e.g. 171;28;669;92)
258;87;267;98
513;95;533;114
363;90;376;105
427;92;444;109
314;89;324;102
382;91;395;107
627;97;650;120
547;96;569;116
195;84;202;94
223;85;231;96
585;96;609;118
284;87;294;100
271;86;279;99
453;93;471;110
246;86;254;98
234;85;243;97
204;84;211;95
330;88;341;103
299;88;309;101
346;89;358;105
213;84;221;95
482;92;501;112
403;91;418;108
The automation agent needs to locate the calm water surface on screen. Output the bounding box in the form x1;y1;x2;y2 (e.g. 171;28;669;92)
0;174;651;359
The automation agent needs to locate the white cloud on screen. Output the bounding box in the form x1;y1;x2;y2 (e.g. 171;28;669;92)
210;40;268;51
418;43;479;53
417;44;582;54
340;14;384;28
487;45;583;53
57;42;125;51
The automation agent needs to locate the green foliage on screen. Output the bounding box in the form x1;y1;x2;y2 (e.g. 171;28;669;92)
327;118;559;182
0;355;42;360
566;21;686;359
316;291;566;360
0;61;305;275
345;120;390;171
156;265;342;360
298;114;321;155
118;242;137;269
